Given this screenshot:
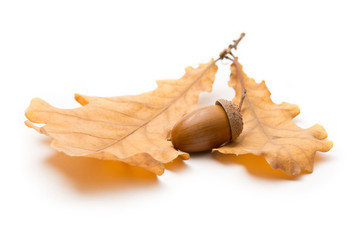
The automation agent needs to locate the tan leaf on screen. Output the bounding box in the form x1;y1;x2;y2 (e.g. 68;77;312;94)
25;60;218;175
214;59;333;175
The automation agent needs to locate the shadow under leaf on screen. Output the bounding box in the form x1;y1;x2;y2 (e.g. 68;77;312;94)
46;152;159;193
212;152;328;181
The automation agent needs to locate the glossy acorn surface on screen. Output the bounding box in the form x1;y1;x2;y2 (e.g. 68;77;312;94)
171;105;232;152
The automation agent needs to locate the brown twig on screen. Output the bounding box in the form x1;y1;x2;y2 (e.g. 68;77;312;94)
218;33;246;60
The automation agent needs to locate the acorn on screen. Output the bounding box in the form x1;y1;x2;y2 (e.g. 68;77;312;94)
170;33;247;153
171;99;243;152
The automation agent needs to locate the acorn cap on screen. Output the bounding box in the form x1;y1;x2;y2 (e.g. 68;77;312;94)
215;99;243;141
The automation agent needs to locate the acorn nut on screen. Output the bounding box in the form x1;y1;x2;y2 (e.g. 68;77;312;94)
170;99;243;152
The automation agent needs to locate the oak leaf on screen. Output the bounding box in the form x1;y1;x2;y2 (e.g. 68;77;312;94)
214;59;333;175
25;60;218;175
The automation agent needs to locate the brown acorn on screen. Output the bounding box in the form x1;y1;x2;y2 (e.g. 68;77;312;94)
171;99;243;152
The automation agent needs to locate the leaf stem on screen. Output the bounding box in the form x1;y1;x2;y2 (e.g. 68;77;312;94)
232;58;246;110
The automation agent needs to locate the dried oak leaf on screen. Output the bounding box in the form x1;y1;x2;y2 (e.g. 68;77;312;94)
25;60;218;175
214;59;333;175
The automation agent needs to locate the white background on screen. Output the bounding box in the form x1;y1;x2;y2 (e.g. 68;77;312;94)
1;1;359;239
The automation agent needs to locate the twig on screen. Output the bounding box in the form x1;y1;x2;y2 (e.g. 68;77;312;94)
218;33;246;60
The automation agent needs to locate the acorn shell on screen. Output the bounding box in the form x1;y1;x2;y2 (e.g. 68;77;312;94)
171;105;231;152
170;99;243;153
216;99;243;140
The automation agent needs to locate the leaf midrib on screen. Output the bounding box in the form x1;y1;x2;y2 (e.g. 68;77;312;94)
95;61;217;152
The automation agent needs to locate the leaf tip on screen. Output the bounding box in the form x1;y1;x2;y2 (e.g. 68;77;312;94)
154;167;165;176
309;124;329;140
74;93;89;106
281;161;302;176
24;120;41;133
323;140;334;152
280;102;300;117
25;97;49;122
